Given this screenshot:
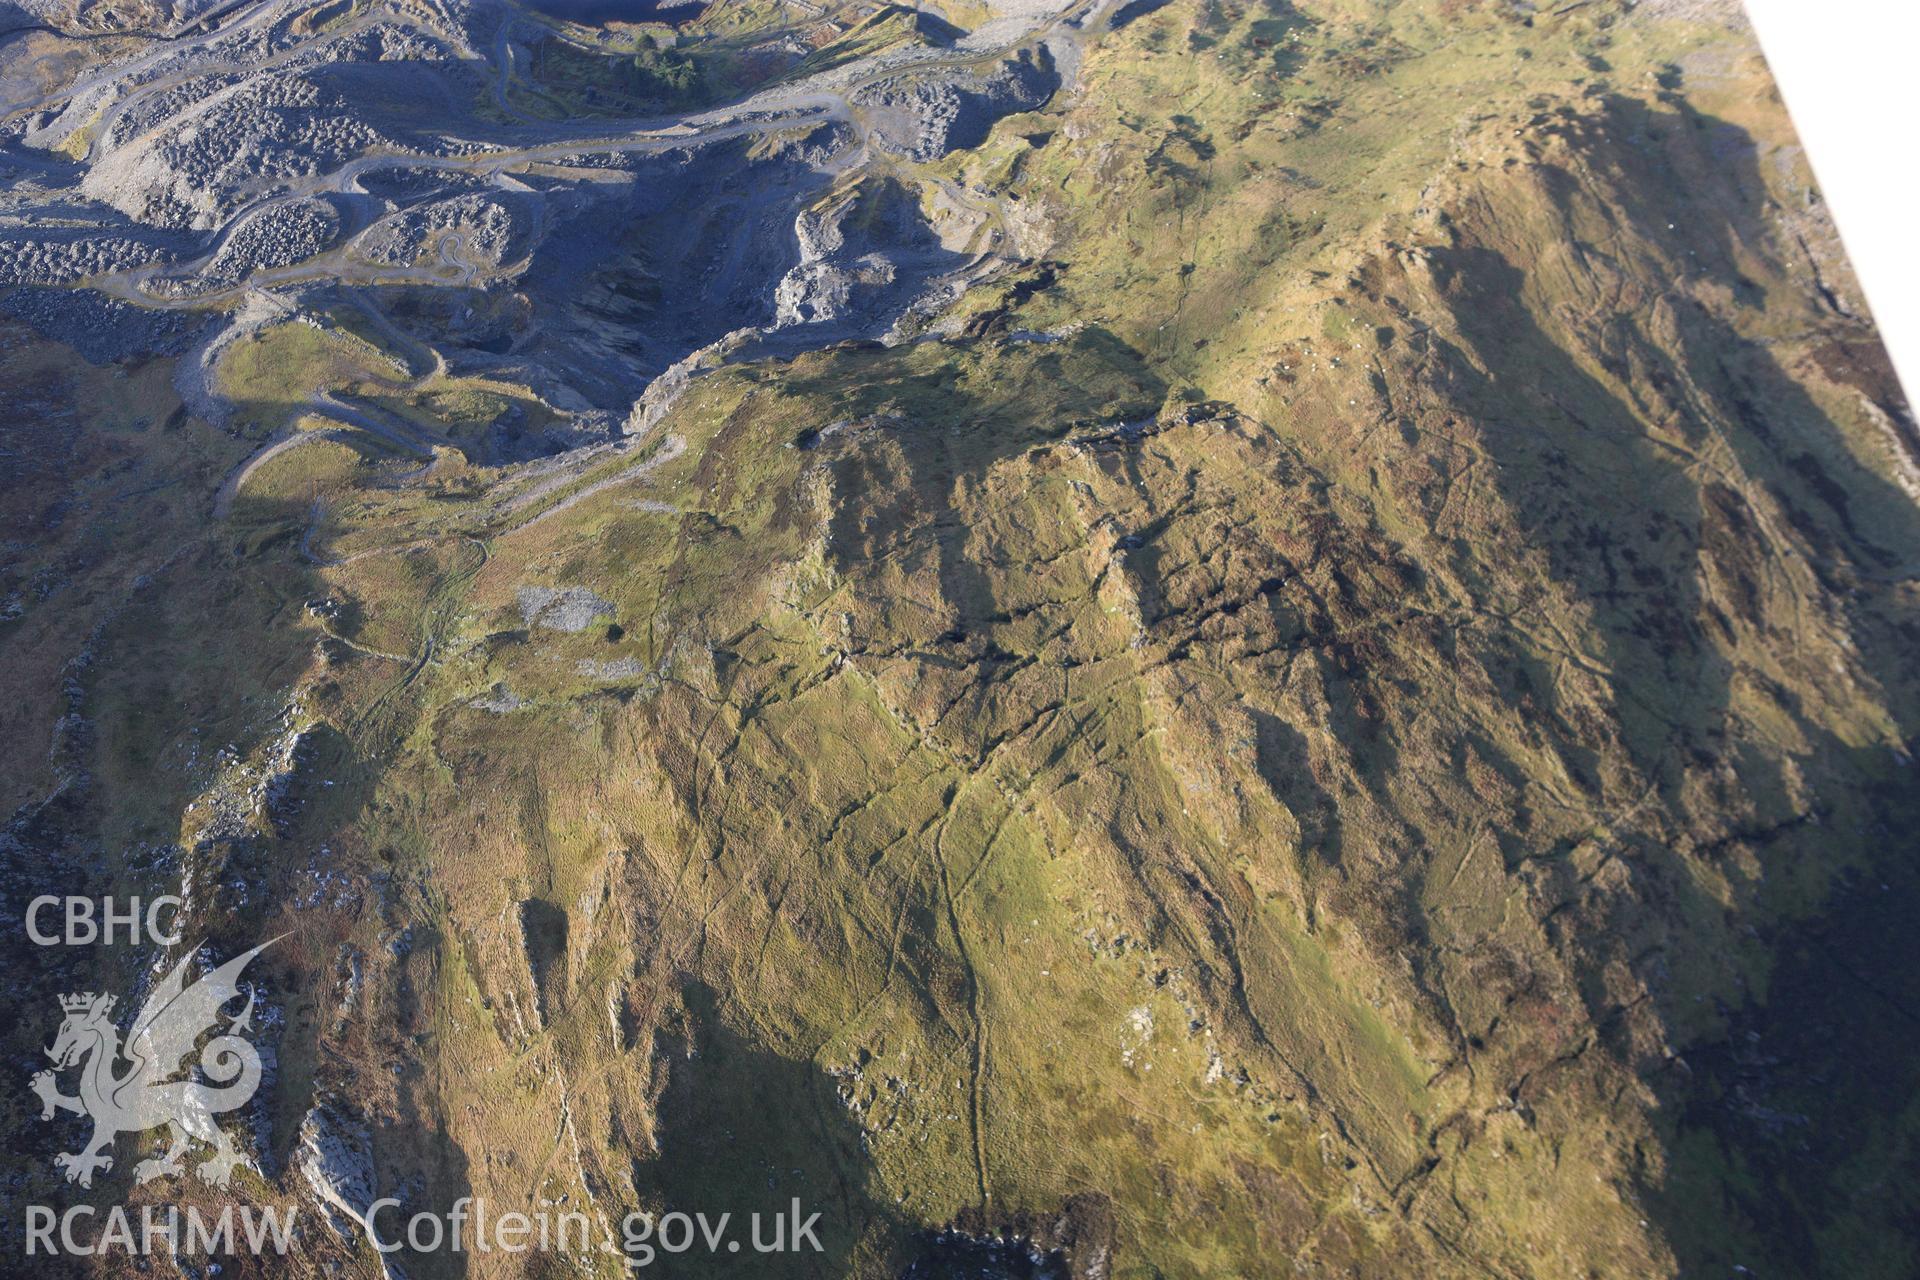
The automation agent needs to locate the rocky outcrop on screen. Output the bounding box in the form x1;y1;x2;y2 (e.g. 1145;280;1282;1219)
853;47;1058;161
296;1101;394;1276
516;585;614;633
773;177;966;331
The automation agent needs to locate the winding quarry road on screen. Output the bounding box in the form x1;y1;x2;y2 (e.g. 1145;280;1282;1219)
4;0;1114;516
5;0;1100;303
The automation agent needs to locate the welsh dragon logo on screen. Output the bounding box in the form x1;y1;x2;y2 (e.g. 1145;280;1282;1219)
30;939;276;1191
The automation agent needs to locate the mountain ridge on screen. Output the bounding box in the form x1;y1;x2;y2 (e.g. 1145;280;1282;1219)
1;1;1915;1276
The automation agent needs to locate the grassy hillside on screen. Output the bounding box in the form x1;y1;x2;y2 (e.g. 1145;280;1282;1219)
3;1;1915;1277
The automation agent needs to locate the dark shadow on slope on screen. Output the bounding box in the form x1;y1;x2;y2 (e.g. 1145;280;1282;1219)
1555;96;1920;1280
1425;244;1729;787
525;0;709;26
634;980;893;1278
1432;96;1920;1278
1644;750;1920;1280
1249;707;1345;865
1431;96;1920;780
1108;0;1175;30
1588;95;1918;577
0;469;393;1266
521;895;570;1026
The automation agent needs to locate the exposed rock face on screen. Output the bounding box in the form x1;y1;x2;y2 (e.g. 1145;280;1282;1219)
296;1101;396;1276
2;0;229;34
0;0;1067;408
773;177;963;330
1;2;1916;1279
517;585;615;633
854;47;1059;161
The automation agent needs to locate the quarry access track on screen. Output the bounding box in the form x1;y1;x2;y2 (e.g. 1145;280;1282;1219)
8;0;1113;309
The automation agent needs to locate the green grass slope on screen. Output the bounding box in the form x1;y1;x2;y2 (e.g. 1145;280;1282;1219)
3;1;1916;1277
